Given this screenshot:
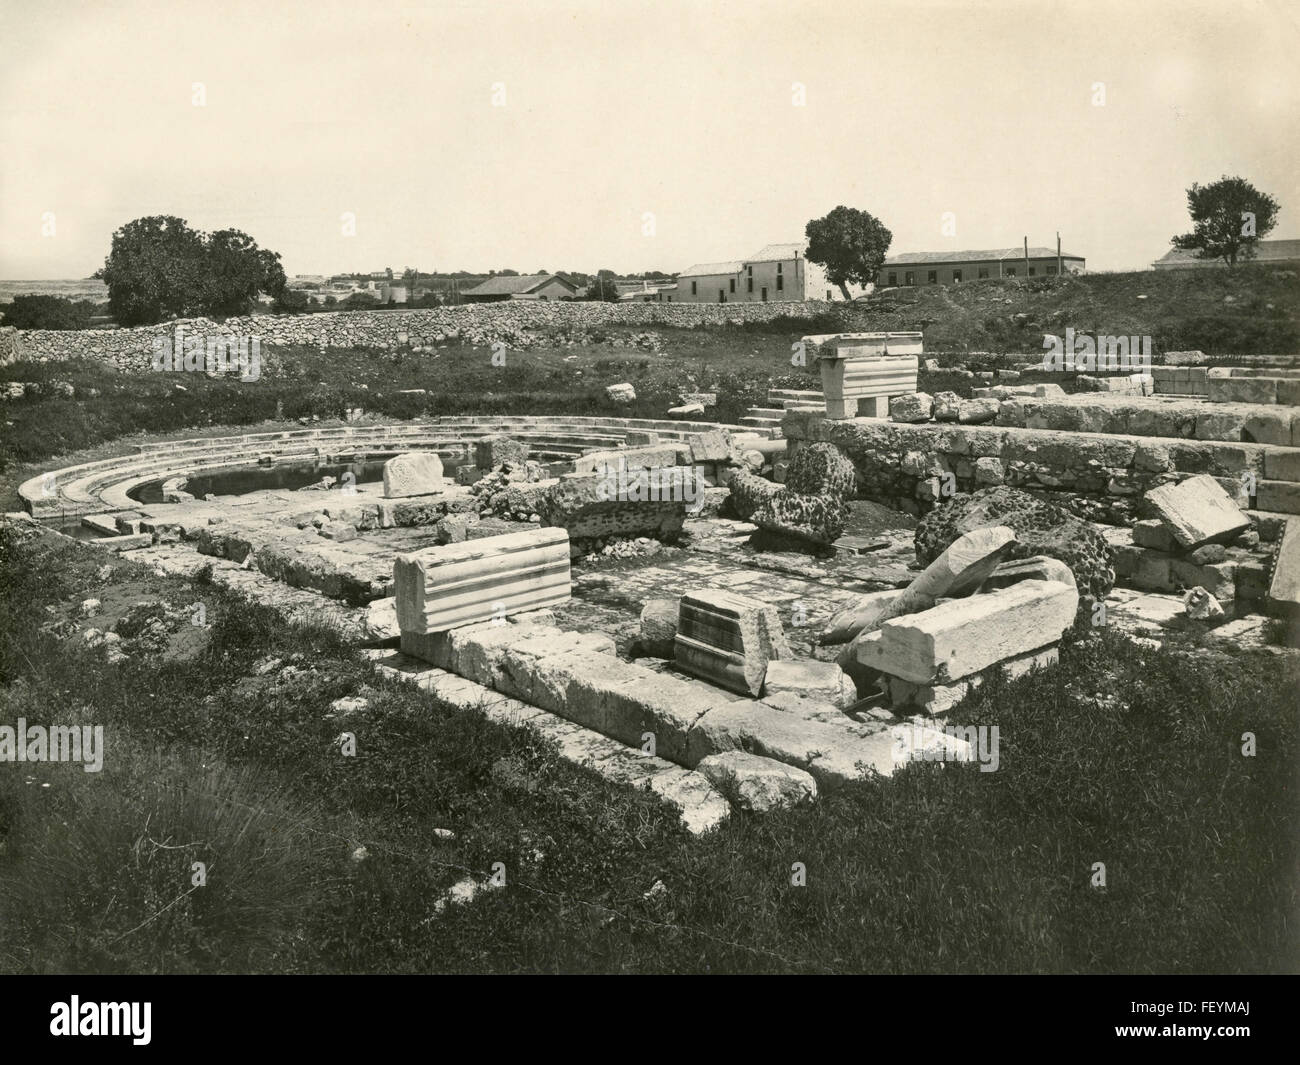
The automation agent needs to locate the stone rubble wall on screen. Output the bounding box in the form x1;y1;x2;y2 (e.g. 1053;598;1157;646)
783;410;1291;523
0;301;842;370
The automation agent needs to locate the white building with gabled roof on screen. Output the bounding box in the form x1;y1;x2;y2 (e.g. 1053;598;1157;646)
661;244;866;303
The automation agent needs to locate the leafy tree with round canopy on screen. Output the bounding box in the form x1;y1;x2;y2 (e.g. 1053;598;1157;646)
805;205;893;299
1171;176;1280;266
100;215;288;324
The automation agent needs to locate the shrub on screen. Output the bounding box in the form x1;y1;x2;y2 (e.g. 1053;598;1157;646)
0;295;95;330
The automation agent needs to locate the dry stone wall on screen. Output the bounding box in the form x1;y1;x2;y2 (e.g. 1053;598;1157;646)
783;410;1267;524
0;300;840;370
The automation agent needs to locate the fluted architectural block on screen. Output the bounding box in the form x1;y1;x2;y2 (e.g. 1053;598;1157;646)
394;527;571;634
674;589;792;696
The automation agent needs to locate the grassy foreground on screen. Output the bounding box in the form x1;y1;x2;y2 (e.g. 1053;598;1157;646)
0;522;1295;974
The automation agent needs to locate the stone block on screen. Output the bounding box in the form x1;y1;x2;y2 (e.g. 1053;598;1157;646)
687;430;732;463
826;526;1016;651
762;659;856;709
639;598;679;658
890;392;933;423
1208;377;1278;404
394;527;571;634
1267;517;1300;617
475;436;529;470
383;452;445;498
1264;449;1300;482
696;751;817;812
1195;412;1246;441
537;468;702;538
675;588;792;697
958;398;1001;424
856;579;1077;684
979;554;1076;591
1143;474;1250;548
1242;410;1294;446
1256;480;1300;514
435;511;480;543
1132;518;1175;551
933;391;962;421
1170;558;1236;600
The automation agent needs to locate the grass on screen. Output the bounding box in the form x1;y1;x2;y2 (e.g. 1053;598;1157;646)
862;265;1300;355
0;522;1295;973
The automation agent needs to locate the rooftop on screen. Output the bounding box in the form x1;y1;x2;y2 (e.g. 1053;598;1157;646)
747;243;805;263
1152;238;1300;266
677;261;745;278
882;247;1084;266
461;273;575;296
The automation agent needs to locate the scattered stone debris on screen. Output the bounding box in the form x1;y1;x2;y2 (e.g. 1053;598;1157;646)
1183;586;1225;620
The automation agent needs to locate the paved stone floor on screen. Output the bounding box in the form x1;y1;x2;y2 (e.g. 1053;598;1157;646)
63;478;1295;661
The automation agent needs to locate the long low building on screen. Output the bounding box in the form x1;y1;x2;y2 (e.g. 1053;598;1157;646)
876;247;1086;287
1151;238;1300;270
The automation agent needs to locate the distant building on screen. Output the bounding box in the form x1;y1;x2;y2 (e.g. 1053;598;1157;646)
876;247;1085;287
1151;238;1300;270
660;243;860;303
616;280;675;302
460;273;581;302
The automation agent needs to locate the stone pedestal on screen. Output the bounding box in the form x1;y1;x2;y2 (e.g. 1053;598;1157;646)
814;332;922;421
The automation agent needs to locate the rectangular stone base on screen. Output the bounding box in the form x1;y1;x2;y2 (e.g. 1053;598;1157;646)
879;646;1060;714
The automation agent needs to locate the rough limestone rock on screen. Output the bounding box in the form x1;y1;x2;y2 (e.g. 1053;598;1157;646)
1184;586;1225;620
436;511;480;543
536;469;700;540
639;598;679;657
732;474;851;544
957;398;1000;424
606;382;636;403
933;391;962;421
727;470;782;520
383;452;445;498
363;597;398;640
915;486;1114;600
784;442;856;498
696;751;817;813
726;442;855;545
890;392;933;423
762;659;856;709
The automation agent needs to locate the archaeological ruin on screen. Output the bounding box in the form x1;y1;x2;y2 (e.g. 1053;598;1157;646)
11;321;1297;835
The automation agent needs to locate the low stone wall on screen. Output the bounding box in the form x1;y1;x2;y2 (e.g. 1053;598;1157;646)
783;410;1299;522
0;300;842;370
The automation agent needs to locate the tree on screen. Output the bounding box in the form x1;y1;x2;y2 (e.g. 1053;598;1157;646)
204;228;287;316
0;294;95;329
272;287;312;314
585;273;620;301
100;215;288;324
101;215;207;325
1172;176;1280;265
805;205;893;299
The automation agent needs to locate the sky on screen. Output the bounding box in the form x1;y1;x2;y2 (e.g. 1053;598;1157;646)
1;0;1298;279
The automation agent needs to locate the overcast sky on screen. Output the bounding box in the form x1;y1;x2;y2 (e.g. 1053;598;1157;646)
1;0;1297;279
